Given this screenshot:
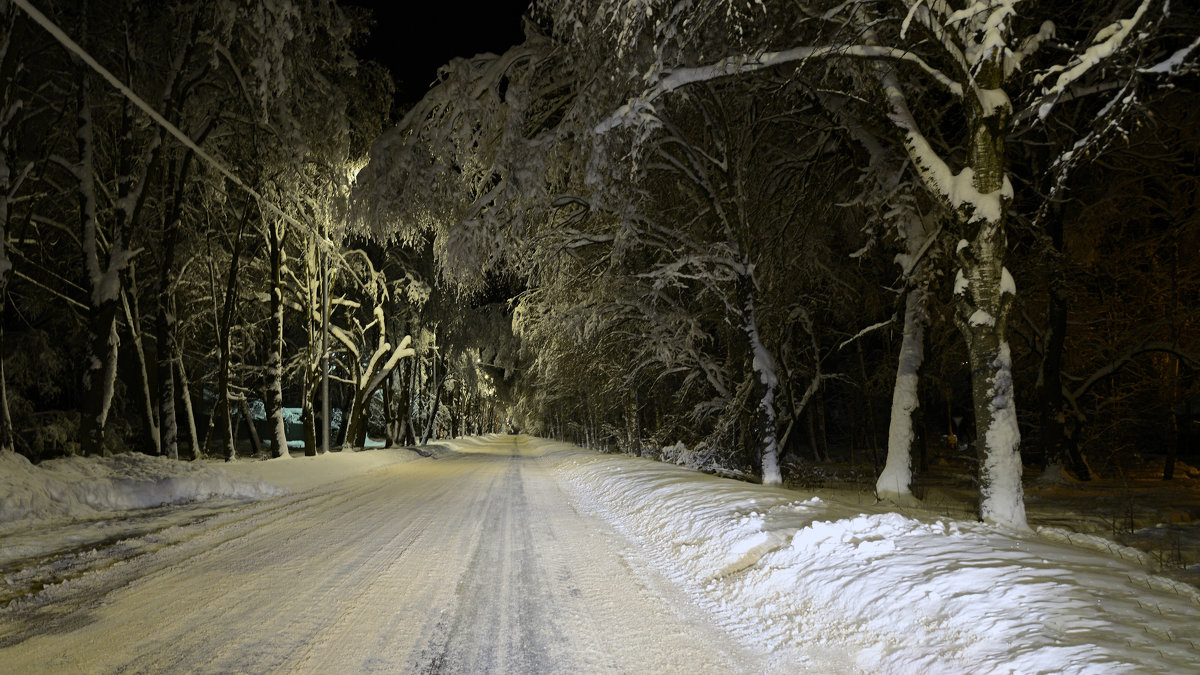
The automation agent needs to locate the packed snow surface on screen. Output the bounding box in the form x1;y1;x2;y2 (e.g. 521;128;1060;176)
3;436;1199;673
544;438;1200;673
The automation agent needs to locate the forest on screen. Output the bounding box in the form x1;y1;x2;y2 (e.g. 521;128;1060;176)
2;0;1198;531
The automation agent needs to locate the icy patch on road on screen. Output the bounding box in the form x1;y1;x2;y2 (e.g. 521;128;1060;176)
0;451;282;527
539;439;1200;673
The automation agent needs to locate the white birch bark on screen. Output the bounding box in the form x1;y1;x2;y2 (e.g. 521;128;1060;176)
877;286;926;503
267;218;288;458
740;273;782;485
176;354;199;459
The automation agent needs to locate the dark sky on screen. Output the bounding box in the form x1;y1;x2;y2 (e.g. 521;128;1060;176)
341;1;533;107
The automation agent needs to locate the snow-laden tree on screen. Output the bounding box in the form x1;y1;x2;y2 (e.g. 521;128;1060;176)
872;188;949;504
353;27;578;292
509;72;870;478
537;0;1199;528
324;251;415;450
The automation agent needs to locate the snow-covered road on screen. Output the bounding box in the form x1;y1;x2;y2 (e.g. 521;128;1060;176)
0;436;769;673
5;434;1200;673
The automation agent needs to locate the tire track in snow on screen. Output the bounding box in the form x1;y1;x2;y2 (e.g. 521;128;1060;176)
1;438;767;673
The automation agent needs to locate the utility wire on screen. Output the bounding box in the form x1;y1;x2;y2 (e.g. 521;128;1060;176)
12;0;336;252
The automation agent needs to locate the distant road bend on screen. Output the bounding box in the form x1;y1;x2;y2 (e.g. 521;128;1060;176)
0;435;769;673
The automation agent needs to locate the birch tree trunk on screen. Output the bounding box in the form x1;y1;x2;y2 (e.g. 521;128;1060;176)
951;57;1026;529
266;216;288;457
175;353;199;460
76;74;120;457
877;286;926;503
154;133;208;461
738;271;782;485
156;215;180;460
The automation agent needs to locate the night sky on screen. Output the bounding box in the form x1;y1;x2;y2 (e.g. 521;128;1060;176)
341;0;533;106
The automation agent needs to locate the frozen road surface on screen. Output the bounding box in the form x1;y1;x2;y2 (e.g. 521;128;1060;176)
0;436;768;673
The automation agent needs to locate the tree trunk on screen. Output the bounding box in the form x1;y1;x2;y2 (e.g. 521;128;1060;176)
877;286;926;503
303;376;319;457
80;300;120;456
856;340;880;469
1034;209;1090;481
121;280;160;455
156;263;179;460
345;384;366;449
175;353;200;460
237;396;264;456
76;72;120;457
383;369;395;447
214;207;250;461
392;363;411;445
953;62;1026;528
738;271;781;485
421;354;444;444
266;217;288;458
406;356;418;444
1165;223;1181;481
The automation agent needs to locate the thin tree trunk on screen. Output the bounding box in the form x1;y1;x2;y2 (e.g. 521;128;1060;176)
1035;208;1090;481
807;406;820;462
395;360;411;445
407;356;419;444
175;353;199;460
214;207;250;461
303;391;318;457
815;391;830;462
857;340;881;468
121;280;160;455
383;369;395;447
266;216;288;457
877;286;927;503
738;271;781;485
76;71;119;457
421;354;444;444
80;301;120;456
156;267;179;460
1165;223;1181;480
237;396;264;456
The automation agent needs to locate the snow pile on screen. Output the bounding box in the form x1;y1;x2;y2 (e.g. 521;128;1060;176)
544;440;1200;673
0;451;284;526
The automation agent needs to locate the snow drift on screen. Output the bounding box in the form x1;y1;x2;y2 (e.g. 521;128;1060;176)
538;438;1200;673
0;451;284;526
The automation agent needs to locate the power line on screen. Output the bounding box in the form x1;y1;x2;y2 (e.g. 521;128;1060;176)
12;0;336;252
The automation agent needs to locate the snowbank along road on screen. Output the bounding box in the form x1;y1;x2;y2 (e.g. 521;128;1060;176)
0;435;776;673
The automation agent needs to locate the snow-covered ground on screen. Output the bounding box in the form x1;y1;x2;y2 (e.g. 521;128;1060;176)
544;437;1200;673
2;437;1199;673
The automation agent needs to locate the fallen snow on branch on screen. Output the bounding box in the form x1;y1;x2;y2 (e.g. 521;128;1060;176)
544;439;1200;673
